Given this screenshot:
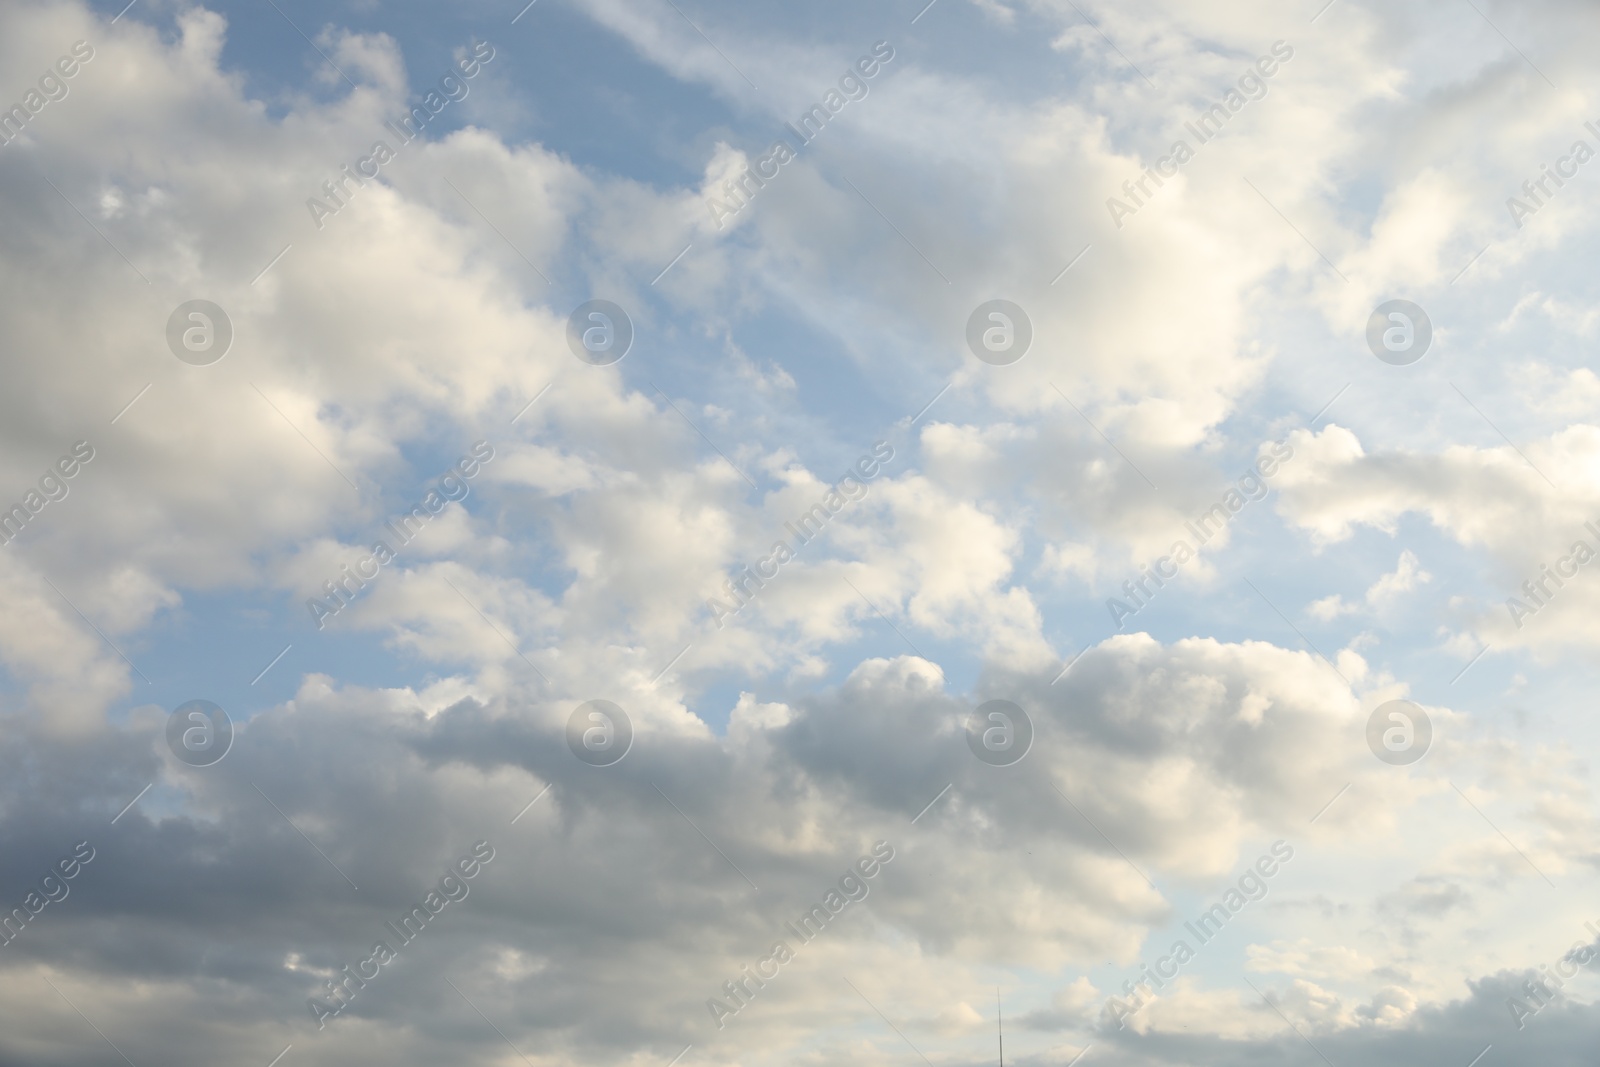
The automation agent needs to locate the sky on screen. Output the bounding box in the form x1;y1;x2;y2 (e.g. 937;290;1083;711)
1;0;1599;1064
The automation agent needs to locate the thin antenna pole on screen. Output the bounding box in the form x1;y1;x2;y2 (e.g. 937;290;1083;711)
997;986;1003;1067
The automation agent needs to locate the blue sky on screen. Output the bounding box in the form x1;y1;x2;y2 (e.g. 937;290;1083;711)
4;0;1600;1065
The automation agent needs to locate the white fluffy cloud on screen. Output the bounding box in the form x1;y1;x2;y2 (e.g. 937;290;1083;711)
3;0;1600;1064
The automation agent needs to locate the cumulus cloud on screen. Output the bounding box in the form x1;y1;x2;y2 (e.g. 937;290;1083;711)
4;0;1600;1064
